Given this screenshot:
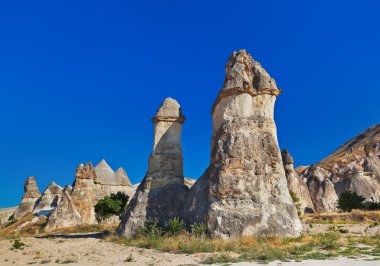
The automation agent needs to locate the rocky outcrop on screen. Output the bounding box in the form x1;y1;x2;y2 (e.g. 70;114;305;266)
45;190;83;231
33;182;63;216
185;50;302;238
117;98;189;238
281;149;315;214
300;123;380;211
14;177;41;219
45;160;134;231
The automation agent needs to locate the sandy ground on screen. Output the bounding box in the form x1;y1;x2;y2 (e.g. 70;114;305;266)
0;233;379;266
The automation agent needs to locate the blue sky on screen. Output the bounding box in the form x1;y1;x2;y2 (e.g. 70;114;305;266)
0;1;379;208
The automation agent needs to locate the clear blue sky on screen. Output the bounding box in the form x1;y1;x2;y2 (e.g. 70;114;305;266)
0;1;379;208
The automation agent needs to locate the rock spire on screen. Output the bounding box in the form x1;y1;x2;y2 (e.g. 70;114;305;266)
186;50;302;238
281;149;315;214
117;98;188;238
14;177;41;219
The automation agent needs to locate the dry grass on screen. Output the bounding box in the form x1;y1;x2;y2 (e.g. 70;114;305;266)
45;223;118;236
0;213;47;238
105;232;380;263
304;210;380;224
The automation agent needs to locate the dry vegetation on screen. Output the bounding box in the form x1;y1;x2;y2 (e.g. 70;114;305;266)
106;232;380;264
303;210;380;224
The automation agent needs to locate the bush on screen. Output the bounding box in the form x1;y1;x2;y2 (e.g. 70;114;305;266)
363;200;380;211
191;222;207;238
8;214;16;224
337;191;365;212
147;218;163;239
11;239;25;250
94;192;129;222
289;191;302;217
166;217;185;236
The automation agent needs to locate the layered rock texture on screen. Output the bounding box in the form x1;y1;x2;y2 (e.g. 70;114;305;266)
45;160;134;231
118;98;189;238
14;177;42;219
201;50;302;238
282;149;315;214
299;123;380;212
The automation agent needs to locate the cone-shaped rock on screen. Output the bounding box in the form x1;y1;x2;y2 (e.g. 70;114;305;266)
14;177;41;219
204;50;301;238
45;190;82;231
115;167;132;186
282;149;315;214
33;182;64;215
117;98;188;238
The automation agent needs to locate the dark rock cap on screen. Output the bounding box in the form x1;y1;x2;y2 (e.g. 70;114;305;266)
281;149;295;165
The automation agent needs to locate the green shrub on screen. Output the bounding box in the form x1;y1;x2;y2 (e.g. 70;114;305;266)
94;192;129;222
337;191;365;212
7;214;16;224
166;217;185;237
363;200;380;211
191;222;207;238
289;191;302;217
11;239;25;250
147;218;163;239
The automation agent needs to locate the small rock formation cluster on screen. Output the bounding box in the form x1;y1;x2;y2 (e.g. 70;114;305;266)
296;123;380;213
117;98;189;237
46;160;134;231
281;149;315;214
6;160;134;231
118;50;302;239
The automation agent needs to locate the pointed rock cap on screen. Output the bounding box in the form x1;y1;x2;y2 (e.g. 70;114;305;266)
152;97;185;124
23;176;41;199
115;167;132;186
94;159;116;185
213;49;281;113
63;185;72;193
281;149;295;165
43;182;63;195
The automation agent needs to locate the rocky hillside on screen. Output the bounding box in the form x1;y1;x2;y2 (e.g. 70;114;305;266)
299;123;380;212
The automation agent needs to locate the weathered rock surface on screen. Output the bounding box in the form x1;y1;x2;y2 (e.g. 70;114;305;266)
14;177;41;219
33;182;63;216
282;149;315;214
187;50;302;238
45;190;83;231
45;160;134;231
118;98;188;238
300;123;380;211
0;207;17;226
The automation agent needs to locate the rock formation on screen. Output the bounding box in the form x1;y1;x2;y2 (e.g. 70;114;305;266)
33;182;63;216
14;177;41;219
117;98;188;238
45;190;82;231
305;167;339;212
299;123;380;212
281;149;315;214
45;160;134;231
185;50;302;238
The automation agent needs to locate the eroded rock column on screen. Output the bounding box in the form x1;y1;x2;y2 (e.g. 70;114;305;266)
207;50;302;238
117;98;188;238
14;177;41;219
282;149;315;214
